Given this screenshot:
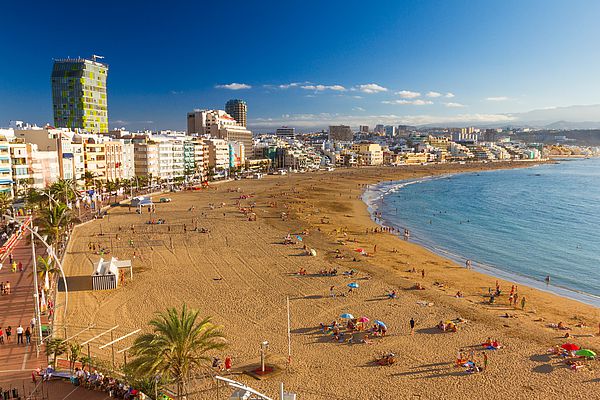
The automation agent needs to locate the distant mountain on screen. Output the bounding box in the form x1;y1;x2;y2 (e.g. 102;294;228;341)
543;120;600;130
513;104;600;128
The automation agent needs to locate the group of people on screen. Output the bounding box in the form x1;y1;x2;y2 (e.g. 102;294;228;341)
63;367;147;400
212;356;233;372
0;281;11;295
0;323;33;345
456;349;489;374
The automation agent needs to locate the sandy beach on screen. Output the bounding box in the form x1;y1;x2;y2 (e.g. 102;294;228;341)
56;161;600;399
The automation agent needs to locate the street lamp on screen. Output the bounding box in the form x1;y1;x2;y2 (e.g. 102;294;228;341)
1;214;69;323
260;340;269;373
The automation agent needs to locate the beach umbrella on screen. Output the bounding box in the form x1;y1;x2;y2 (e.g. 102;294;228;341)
358;316;370;323
347;282;359;289
575;349;596;358
561;343;580;351
374;320;387;329
340;313;354;319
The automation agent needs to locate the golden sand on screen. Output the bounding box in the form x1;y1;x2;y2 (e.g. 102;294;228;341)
57;162;600;399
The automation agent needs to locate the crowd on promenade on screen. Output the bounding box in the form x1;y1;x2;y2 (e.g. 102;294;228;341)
37;366;150;400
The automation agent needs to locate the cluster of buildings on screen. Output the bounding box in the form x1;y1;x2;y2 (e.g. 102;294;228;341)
1;56;550;199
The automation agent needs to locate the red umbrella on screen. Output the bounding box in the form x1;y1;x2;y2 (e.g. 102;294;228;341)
561;343;580;351
358;316;370;323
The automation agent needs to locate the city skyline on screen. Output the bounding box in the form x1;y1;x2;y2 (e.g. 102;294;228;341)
2;0;600;131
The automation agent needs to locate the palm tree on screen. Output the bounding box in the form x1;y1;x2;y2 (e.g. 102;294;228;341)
128;305;226;399
35;203;77;247
0;192;12;218
68;341;82;373
46;338;68;368
105;181;118;203
24;188;44;212
83;171;95;190
49;179;78;204
33;255;60;291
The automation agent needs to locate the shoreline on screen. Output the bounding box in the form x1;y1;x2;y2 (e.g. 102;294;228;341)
361;171;600;308
57;160;600;399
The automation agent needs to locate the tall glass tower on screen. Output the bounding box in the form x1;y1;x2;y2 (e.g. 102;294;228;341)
51;58;108;133
225;99;247;127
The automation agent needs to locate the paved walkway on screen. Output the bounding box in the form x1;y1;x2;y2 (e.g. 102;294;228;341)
0;233;50;388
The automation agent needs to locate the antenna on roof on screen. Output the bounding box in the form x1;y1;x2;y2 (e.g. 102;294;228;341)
92;54;105;62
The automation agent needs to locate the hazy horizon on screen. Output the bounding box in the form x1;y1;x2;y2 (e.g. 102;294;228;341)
2;0;600;131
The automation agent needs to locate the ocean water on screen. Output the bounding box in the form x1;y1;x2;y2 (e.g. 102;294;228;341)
363;159;600;307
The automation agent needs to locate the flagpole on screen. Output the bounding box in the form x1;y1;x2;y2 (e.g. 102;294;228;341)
31;223;43;357
286;296;291;365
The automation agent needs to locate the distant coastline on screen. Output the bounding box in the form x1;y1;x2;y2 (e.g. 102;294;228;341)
362;162;600;307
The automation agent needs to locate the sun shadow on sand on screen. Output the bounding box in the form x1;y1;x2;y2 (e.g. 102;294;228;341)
532;364;554;374
416;327;447;335
530;353;551;363
57;276;92;292
291;327;316;334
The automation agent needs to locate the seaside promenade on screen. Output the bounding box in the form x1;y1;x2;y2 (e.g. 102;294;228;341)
0;234;49;393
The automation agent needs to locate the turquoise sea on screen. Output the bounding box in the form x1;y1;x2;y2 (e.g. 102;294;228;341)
363;159;600;307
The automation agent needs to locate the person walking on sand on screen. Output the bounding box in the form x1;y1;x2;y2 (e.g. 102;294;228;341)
521;296;526;310
330;286;336;298
6;326;12;343
421;269;425;279
410;318;415;335
483;352;488;371
0;327;4;344
513;293;519;309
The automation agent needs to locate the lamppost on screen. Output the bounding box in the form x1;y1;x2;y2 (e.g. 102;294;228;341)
1;214;69;331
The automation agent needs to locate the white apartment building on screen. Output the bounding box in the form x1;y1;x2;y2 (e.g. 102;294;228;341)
351;143;384;166
134;141;160;180
154;137;185;181
187;109;253;157
205;138;229;171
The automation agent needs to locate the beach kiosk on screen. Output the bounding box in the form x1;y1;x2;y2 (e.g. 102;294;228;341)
130;196;153;213
92;257;132;290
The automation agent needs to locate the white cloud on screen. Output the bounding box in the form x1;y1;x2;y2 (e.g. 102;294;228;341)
215;83;252;90
486;96;509;101
278;82;302;89
396;90;421;99
356;83;388;93
352;95;363;99
382;99;433;105
301;84;346;92
169;90;183;95
250;112;515;129
352;106;366;112
426;91;442;98
444;102;466;108
445;92;455;98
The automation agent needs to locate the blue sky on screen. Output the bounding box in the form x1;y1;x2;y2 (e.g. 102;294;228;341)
1;0;600;131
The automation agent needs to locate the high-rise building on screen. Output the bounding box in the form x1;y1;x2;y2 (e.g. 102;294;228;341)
225;99;247;127
328;125;354;142
187;109;253;156
275;127;295;139
51;58;109;133
359;125;369;133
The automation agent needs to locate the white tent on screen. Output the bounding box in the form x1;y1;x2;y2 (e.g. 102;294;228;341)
92;257;132;290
